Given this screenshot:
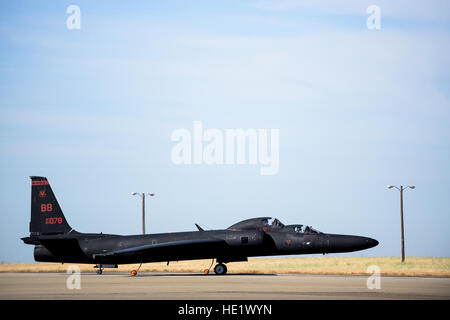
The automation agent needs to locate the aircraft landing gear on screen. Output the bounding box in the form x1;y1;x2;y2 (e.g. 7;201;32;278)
95;264;103;275
214;263;227;275
94;264;118;275
94;263;117;275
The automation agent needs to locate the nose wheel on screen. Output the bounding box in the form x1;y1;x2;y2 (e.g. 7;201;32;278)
214;263;227;275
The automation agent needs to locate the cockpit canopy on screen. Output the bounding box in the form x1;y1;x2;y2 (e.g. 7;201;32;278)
290;225;321;234
262;218;284;228
228;217;272;230
228;217;321;234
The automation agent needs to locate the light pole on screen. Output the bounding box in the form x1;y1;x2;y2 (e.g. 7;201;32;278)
387;185;415;262
131;192;155;234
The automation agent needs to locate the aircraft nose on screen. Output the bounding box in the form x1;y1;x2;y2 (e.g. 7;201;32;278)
328;235;379;253
351;236;379;250
365;237;379;249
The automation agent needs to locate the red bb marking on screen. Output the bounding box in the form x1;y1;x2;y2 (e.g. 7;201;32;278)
41;203;53;212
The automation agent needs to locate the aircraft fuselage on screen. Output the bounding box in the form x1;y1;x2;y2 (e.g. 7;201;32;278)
26;228;378;265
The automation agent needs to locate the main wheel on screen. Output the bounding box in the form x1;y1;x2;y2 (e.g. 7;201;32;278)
214;263;227;275
96;269;103;275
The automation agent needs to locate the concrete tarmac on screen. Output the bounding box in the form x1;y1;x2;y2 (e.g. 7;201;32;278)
0;272;449;300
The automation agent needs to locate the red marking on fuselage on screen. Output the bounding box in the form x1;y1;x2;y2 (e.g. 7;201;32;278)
32;181;49;186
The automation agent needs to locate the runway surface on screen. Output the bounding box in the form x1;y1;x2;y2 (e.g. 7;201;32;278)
1;272;449;299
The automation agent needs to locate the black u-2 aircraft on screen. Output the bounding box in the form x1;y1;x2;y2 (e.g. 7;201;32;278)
22;176;378;275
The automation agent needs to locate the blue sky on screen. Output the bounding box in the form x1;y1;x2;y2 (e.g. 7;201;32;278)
0;1;449;262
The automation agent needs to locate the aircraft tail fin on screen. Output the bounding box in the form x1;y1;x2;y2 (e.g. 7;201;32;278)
29;176;72;236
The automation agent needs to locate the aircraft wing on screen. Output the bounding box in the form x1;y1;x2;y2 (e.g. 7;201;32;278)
93;238;228;259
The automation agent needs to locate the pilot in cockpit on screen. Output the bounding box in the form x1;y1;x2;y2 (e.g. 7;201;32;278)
272;219;282;227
